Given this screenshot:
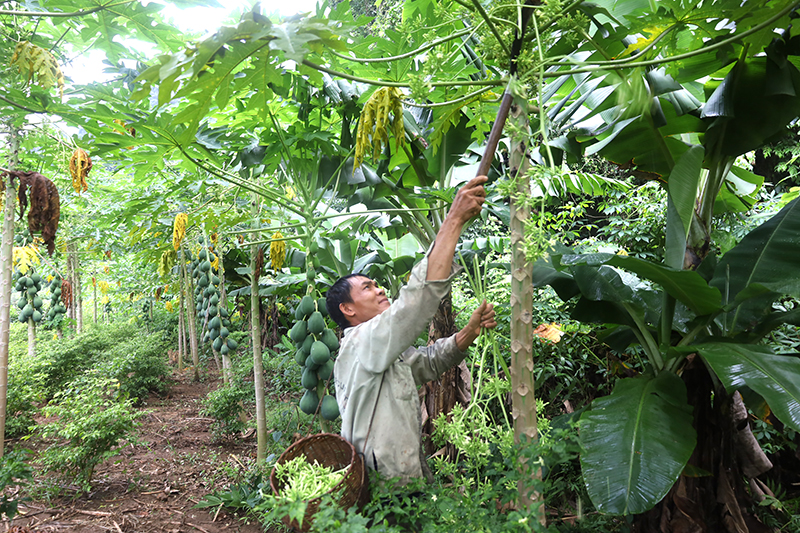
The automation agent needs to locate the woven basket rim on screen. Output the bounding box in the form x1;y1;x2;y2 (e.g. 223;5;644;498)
270;432;361;503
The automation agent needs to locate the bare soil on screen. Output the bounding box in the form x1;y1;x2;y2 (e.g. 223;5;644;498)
3;369;271;533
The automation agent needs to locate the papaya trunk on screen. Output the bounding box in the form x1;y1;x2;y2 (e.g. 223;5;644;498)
250;193;267;463
508;100;542;518
26;319;35;357
219;256;232;384
182;248;200;381
93;273;97;324
0;125;21;458
178;255;185;371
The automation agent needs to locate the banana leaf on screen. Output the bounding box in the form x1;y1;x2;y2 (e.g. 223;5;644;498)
580;371;696;515
689;343;800;432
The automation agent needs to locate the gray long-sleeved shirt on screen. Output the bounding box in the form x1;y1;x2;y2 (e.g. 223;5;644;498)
333;252;467;483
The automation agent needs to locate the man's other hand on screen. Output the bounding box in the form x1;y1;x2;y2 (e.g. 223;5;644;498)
456;299;497;351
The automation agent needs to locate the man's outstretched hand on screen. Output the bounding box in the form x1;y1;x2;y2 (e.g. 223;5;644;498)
427;175;488;281
456;299;497;352
448;175;488;226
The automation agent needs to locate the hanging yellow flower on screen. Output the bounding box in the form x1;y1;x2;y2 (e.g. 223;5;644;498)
210;251;220;272
69;148;91;194
172;213;188;251
12;245;39;274
99;280;110;294
166;301;174;312
270;232;286;271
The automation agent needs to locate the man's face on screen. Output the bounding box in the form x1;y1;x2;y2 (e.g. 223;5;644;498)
341;276;390;326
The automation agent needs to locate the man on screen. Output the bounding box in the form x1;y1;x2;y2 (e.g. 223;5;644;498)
327;176;497;484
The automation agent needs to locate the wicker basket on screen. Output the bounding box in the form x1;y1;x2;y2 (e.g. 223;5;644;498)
270;433;367;531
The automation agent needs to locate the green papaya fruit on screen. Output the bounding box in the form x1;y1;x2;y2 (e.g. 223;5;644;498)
198;274;209;288
320;394;340;421
33;296;43;309
209;328;220;341
17;314;26;324
21;304;33;319
290;320;308;343
301;366;318;389
199;260;211;272
317;359;334;381
299;389;319;415
211;275;220;285
17;297;26;309
318;297;328;317
32;310;42;323
53;287;61;297
209;316;221;330
220;343;229;355
24;277;33;288
310;340;330;365
208;305;218;317
31;273;41;284
227;338;238;351
213;336;223;351
27;286;37;297
306;267;316;283
298;295;315;319
321;328;339;352
210;294;219;306
198;248;207;258
301;334;314;354
307;311;325;335
295;347;309;366
219;326;229;338
220;307;229;318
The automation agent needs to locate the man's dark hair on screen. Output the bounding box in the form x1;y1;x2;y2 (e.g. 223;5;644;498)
326;273;369;330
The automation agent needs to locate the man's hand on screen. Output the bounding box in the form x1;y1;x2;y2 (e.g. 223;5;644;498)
427;176;488;281
448;175;488;226
455;299;497;352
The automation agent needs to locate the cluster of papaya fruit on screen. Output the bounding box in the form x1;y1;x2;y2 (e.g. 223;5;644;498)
13;270;45;324
291;294;340;420
191;244;238;355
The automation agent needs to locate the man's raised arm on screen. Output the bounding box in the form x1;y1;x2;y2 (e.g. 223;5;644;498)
426;175;488;281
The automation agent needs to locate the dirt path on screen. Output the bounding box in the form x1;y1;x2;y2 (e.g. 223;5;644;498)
4;369;268;533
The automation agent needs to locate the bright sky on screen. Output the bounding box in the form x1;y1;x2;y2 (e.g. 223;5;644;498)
63;0;321;85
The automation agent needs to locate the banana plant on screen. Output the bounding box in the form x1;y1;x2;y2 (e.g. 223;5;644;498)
530;13;800;523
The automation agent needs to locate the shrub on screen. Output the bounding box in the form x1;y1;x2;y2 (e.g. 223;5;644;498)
201;380;253;440
37;374;143;491
0;449;32;520
36;322;140;400
99;333;170;405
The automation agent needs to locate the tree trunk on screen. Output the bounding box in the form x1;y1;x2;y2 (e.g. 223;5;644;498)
508;100;542;518
219;255;232;383
0;125;21;458
420;293;470;457
250;193;267;463
93;273;97;324
178;255;185;371
74;248;82;334
27;318;35;357
182;248;200;381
